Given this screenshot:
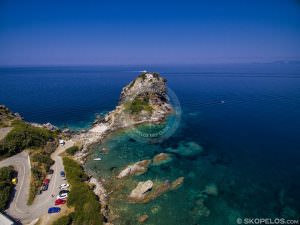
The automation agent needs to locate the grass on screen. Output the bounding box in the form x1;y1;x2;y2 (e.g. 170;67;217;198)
52;213;74;225
124;96;153;114
0;166;15;211
66;146;79;156
51;157;102;225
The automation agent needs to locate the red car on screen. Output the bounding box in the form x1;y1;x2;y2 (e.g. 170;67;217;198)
55;199;66;205
43;179;50;185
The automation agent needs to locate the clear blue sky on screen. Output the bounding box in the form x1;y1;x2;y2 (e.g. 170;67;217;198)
0;0;299;66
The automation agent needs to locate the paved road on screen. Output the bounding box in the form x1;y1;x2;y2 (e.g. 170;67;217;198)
0;140;74;225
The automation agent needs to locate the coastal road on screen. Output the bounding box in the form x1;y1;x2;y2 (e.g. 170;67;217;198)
0;140;74;225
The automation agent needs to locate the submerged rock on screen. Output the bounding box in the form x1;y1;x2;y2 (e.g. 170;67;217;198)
117;160;151;178
191;198;210;218
137;214;149;223
166;141;203;157
129;180;153;200
171;177;184;190
202;183;218;196
152;153;172;166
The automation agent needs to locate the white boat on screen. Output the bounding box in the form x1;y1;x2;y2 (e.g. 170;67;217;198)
93;158;102;161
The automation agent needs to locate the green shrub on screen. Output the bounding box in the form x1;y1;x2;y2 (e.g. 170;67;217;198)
0;121;55;156
62;157;102;225
52;214;73;225
0;166;15;211
125;96;153;114
66;146;79;156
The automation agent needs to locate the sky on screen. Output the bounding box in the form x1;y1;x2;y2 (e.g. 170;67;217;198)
0;0;300;66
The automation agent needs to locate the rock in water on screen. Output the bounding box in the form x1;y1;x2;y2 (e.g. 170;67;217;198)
203;183;218;196
117;160;151;178
166;141;203;157
152;153;172;166
171;177;184;190
129;180;153;200
137;214;149;223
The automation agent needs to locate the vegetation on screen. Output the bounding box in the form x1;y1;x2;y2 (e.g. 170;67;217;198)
0;166;15;211
53;157;102;225
0;120;56;156
28;146;56;204
0;105;16;128
66;146;79;156
52;214;74;225
125;96;153;114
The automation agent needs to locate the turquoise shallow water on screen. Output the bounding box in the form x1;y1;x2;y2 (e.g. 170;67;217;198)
1;65;300;224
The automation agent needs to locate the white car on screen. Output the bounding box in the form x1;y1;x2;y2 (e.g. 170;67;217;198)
59;192;68;198
56;195;67;200
59;183;70;190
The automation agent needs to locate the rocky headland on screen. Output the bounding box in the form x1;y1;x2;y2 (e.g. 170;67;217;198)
74;72;173;163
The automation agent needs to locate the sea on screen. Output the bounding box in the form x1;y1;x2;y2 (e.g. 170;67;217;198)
0;64;300;225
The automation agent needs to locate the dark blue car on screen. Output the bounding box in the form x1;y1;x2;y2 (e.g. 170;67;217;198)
60;171;65;177
48;207;61;214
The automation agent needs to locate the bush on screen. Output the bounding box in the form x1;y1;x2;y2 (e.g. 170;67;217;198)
125;96;153;114
0;121;55;156
62;157;102;225
66;146;79;156
52;214;73;225
0;166;15;211
31;153;54;168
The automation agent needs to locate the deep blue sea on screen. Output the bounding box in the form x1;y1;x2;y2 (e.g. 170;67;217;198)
1;64;300;224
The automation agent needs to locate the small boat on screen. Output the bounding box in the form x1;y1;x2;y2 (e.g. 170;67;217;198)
221;100;225;104
93;158;102;161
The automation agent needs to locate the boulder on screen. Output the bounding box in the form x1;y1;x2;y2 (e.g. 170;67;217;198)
137;214;149;223
171;177;184;190
117;160;151;178
202;183;218;196
129;180;153;200
152;153;172;166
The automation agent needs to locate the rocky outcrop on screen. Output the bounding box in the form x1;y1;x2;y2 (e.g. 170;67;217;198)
128;177;184;203
0;105;22;127
129;180;153;200
89;177;113;224
152;153;172;166
75;72;172;163
117;160;151;178
137;214;149;223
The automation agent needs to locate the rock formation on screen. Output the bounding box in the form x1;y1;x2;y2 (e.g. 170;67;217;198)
129;180;153;200
152;152;172;166
75;72;173;162
117;160;151;178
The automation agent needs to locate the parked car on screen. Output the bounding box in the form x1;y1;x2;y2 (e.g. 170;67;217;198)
60;171;65;177
48;207;61;214
43;178;50;185
59;192;68;198
56;195;67;200
55;199;66;205
59;190;69;195
49;169;54;174
59;139;65;146
59;183;70;189
42;184;49;191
